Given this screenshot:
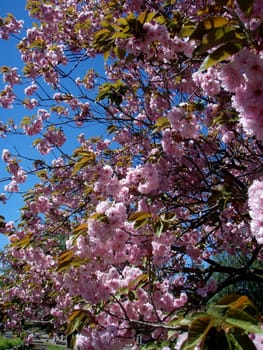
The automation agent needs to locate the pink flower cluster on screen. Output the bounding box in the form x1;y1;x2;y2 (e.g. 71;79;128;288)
219;49;263;140
248;180;263;244
23;109;50;136
0;85;16;108
2;68;21;86
29;196;51;214
2;149;27;192
0;14;23;40
193;68;221;97
36;128;66;155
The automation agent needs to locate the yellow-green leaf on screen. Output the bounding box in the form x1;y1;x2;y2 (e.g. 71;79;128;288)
199;42;242;71
183;316;214;349
67;309;92;334
179;23;196;38
73;151;96;174
137;11;157;25
10;233;33;249
194;26;245;56
0;66;10;73
227;331;258;350
191;16;229;40
237;0;254;17
72;223;88;236
128;212;152;222
224;309;263;334
89;213;108;222
152;117;170;133
214;295;255;311
57;250;74;272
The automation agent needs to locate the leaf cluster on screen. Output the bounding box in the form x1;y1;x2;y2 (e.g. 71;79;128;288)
181;295;262;350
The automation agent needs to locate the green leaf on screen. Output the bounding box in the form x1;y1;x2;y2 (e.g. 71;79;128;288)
199;42;242;71
159;211;177;222
114;46;126;59
0;66;10;73
190;16;229;40
134;219;150;229
183;316;214;349
129;211;152;230
117;274;148;295
125;53;136;64
57;250;74;272
137;11;157;25
57;250;89;272
111;31;131;39
202;328;229;350
96;80;128;105
214;295;255;311
179;23;197;38
152;117;170;133
106;124;117;135
10;233;33;249
72;223;88;236
73;151;96;174
89;212;108;223
227;331;257;350
190;311;211;319
194;26;245;56
67;309;93;334
128;212;153;221
153;219;166;238
215;294;244;307
21;116;32;126
167;329;178;341
237;0;254;17
211;110;239;126
224;309;263;333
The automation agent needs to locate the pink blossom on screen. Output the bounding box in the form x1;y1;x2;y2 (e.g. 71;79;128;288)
23;98;38;110
12;169;27;183
167;107;184;130
219;62;245;92
137;163;159;194
193;68;221;97
36;139;52;155
2;149;11;163
74;333;90;350
45;129;66;147
105;202;127;227
234;80;263;140
24;119;43;135
0;15;23;39
4;180;19;192
3;68;21;86
37;109;50;121
250;332;263;349
24;83;38;95
0;85;16;108
24;333;34;346
248;180;263;244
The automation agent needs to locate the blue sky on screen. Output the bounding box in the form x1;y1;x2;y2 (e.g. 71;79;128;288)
0;0;28;248
0;1;106;249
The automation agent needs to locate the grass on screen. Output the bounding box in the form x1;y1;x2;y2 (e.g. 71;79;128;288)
0;336;67;349
0;335;23;349
47;345;67;350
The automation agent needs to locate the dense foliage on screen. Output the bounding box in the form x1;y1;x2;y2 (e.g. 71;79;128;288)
0;0;263;349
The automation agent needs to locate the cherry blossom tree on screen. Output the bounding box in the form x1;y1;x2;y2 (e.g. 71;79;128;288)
0;0;263;349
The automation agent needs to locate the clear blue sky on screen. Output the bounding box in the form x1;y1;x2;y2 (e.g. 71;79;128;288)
0;0;28;248
0;1;106;249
